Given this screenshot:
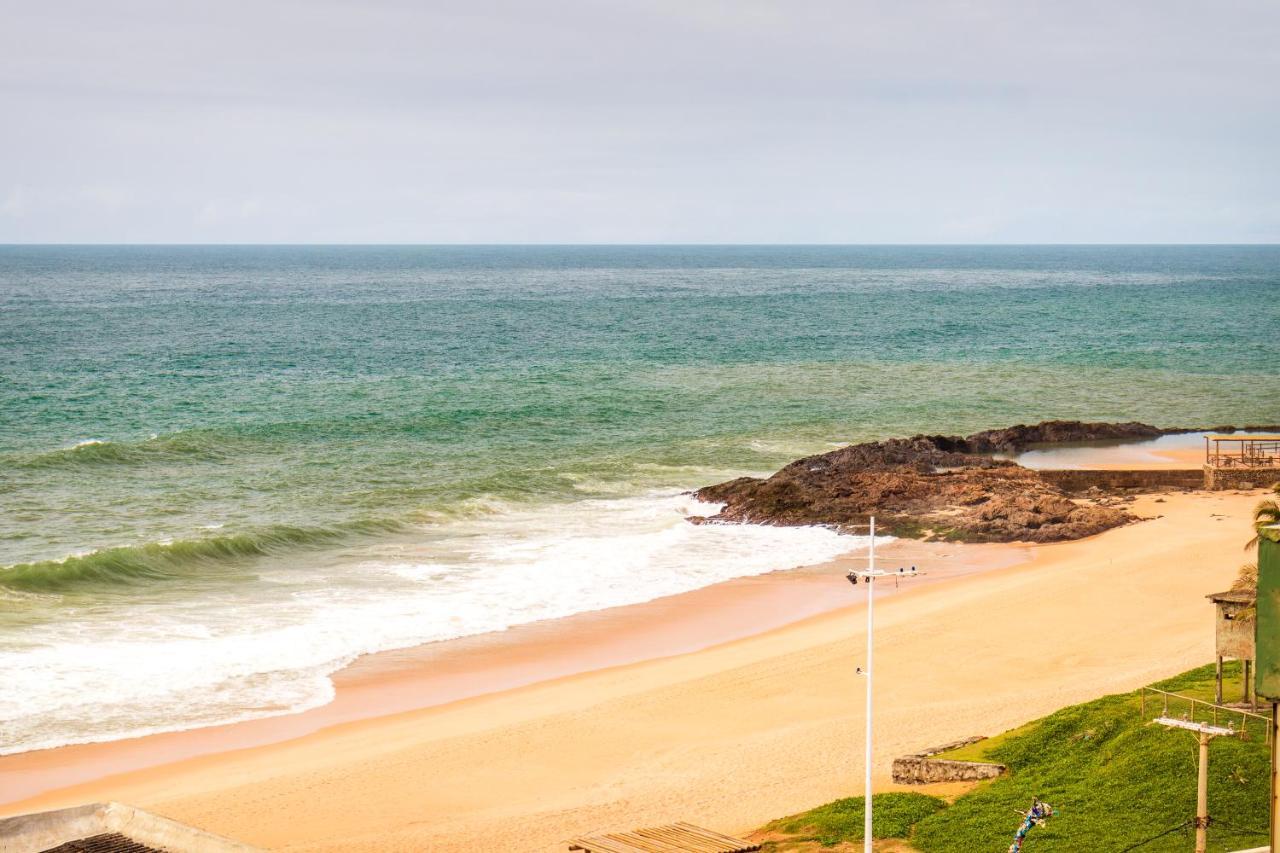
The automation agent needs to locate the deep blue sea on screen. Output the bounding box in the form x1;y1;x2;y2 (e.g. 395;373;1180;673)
1;244;1277;752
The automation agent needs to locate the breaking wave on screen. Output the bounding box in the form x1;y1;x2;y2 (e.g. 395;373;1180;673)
14;432;245;468
0;491;865;754
0;518;407;593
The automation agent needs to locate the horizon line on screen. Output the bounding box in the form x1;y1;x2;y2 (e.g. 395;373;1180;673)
2;241;1279;248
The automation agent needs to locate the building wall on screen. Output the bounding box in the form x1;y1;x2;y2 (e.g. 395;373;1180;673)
1217;602;1256;660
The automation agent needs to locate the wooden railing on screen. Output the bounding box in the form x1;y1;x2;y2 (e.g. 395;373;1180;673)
1206;437;1280;468
1140;686;1271;744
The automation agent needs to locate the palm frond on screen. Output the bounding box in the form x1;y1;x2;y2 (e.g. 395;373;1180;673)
1233;562;1258;592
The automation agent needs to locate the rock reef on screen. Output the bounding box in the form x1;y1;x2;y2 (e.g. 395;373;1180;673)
693;420;1182;543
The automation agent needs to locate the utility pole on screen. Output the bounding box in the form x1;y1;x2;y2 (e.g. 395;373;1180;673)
1250;524;1280;852
847;516;918;853
1154;716;1236;853
1272;700;1279;853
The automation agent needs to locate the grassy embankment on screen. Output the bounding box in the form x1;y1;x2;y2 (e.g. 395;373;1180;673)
759;662;1272;852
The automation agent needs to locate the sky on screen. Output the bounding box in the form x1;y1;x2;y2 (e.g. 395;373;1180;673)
2;1;1278;244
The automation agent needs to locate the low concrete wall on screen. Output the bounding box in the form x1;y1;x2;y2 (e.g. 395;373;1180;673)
1204;465;1280;491
892;755;1007;784
891;737;1006;785
0;802;261;853
1037;468;1203;493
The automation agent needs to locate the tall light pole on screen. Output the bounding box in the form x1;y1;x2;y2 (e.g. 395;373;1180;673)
847;516;917;853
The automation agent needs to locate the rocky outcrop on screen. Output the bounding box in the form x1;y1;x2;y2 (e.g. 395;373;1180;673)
963;420;1164;453
692;420;1160;543
695;464;1131;543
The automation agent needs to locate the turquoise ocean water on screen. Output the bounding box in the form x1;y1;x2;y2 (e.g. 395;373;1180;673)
1;245;1277;753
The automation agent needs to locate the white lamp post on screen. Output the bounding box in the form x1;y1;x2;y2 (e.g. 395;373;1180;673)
846;516;917;853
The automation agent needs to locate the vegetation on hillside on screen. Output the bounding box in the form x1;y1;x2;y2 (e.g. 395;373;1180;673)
759;663;1272;852
762;792;946;846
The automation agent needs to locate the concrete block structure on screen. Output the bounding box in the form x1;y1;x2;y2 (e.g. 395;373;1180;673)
0;802;259;853
1207;589;1257;706
1203;435;1280;491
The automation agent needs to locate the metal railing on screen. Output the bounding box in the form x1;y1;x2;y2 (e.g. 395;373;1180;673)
1140;686;1272;745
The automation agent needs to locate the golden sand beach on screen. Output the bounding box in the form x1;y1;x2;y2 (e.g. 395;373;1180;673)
1;487;1264;851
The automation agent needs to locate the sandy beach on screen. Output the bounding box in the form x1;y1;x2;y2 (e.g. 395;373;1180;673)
1;487;1264;851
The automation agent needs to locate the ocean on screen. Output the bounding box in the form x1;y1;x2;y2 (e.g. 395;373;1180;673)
1;244;1277;754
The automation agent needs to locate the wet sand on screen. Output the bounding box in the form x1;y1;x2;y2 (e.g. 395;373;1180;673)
0;539;1022;806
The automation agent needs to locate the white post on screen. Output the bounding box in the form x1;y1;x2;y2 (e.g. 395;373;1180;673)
864;515;875;853
847;517;916;852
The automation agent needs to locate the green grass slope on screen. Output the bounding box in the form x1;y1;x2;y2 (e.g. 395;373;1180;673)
764;663;1273;852
764;792;947;845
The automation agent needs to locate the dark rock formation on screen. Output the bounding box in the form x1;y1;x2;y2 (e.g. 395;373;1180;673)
691;420;1166;543
695;464;1131;543
962;420;1164;453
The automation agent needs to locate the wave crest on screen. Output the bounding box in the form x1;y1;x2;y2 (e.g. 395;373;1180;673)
16;432;241;469
0;518;406;593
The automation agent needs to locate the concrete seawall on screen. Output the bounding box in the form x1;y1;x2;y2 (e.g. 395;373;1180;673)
1203;465;1280;491
1038;469;1204;493
1037;467;1279;493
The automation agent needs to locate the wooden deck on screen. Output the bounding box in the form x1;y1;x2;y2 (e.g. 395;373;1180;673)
1205;435;1280;468
568;822;761;853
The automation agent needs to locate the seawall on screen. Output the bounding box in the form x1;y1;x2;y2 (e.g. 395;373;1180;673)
1037;469;1204;493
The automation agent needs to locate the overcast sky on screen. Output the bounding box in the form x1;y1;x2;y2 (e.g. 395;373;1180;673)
2;1;1278;243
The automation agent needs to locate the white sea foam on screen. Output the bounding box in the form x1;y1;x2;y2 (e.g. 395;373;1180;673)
0;492;869;754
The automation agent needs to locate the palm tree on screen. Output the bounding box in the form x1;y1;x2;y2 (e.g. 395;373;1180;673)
1231;484;1279;611
1246;483;1280;550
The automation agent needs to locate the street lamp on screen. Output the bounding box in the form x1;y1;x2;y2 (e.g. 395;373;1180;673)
847;515;917;853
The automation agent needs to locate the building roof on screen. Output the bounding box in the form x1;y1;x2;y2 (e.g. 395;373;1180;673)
569;822;761;853
1208;590;1257;604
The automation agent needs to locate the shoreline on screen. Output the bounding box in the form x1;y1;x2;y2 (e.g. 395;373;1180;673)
0;537;1028;807
0;481;1267;851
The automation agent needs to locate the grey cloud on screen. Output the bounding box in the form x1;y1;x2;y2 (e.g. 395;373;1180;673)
2;0;1277;242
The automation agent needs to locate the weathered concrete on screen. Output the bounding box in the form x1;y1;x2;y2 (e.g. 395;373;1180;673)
1204;465;1280;491
0;802;261;853
1209;590;1256;662
891;737;1007;785
1037;468;1203;493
